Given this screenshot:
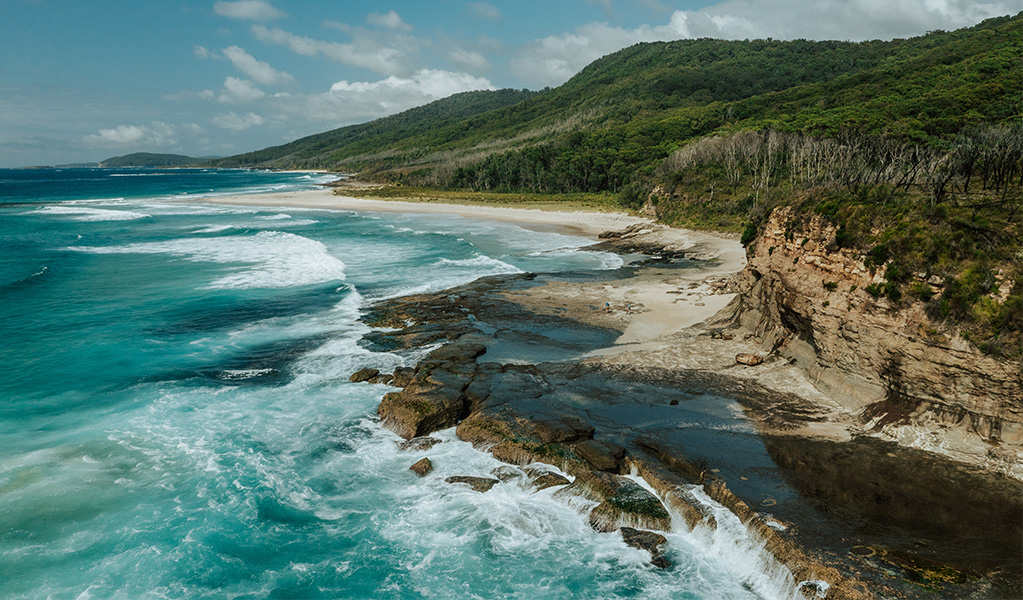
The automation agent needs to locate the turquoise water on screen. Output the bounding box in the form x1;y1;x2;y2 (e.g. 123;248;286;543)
1;169;779;599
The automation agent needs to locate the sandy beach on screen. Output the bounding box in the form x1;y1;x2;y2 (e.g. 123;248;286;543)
201;188;652;239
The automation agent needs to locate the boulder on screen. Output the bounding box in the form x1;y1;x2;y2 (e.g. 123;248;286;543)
573;439;626;473
620;527;672;569
377;367;472;439
369;373;393;385
532;417;595;445
350;367;380;383
392;367;415;387
397;436;442;452
736;353;764;366
555;471;671;533
491;466;523;482
523;466;571;491
445;476;499;493
409;458;433;477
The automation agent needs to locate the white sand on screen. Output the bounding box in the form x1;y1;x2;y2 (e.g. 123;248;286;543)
197;188;652;239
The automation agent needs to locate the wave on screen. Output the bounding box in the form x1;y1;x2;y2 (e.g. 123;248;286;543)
34;205;150;221
69;231;347;290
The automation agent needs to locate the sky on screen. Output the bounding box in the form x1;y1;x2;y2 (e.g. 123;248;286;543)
0;0;1016;167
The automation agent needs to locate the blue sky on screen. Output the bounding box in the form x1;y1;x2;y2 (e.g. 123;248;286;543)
0;0;1015;167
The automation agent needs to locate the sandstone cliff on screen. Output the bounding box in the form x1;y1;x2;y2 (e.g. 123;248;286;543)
732;207;1023;469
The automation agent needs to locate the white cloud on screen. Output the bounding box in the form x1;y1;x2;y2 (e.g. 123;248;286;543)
449;48;491;72
252;25;409;76
194;45;212;59
218;76;266;103
511;17;689;87
212;111;266;131
272;69;495;125
222;46;293;86
84;121;178;147
213;0;284;21
467;2;501;20
367;10;412;32
674;0;1015;40
508;0;1011;87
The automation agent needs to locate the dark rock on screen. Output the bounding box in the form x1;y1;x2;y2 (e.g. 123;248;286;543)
426;340;487;363
669;399;679;406
620;527;672;569
369;373;393;385
392;367;415;387
397;436;442;452
445;475;499;493
533;417;595;445
377;366;474;439
736;353;764;366
523;466;571;491
573;439;626;473
555;471;671;533
491;466;523;482
409;458;433;476
350;367;380;383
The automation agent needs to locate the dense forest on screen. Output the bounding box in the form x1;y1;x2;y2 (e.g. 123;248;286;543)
214;14;1022;355
101;153;203;167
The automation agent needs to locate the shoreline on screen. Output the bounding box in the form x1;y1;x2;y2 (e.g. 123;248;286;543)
196;187;652;240
202;186;1020;597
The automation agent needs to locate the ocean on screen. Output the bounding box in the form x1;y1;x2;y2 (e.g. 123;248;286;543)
0;168;783;599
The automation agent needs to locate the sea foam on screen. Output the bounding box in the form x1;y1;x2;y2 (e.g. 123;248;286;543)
69;231;347;290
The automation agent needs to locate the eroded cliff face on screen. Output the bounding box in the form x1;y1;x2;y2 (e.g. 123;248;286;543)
732;207;1023;464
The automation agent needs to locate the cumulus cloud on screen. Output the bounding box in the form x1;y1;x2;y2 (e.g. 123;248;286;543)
212;111;266;131
467;2;501;20
218;76;266;103
84;122;178;147
509;0;1012;87
194;45;212;59
252;25;410;76
449;48;491;72
222;46;294;86
272;69;495;124
511;16;689;87
367;10;413;32
674;0;1015;40
213;0;284;21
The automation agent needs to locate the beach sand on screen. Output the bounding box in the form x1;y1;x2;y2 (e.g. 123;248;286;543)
199;188;652;239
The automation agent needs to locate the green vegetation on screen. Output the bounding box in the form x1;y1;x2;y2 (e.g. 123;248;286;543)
215;14;1022;355
101;152;202;167
337;185;619;212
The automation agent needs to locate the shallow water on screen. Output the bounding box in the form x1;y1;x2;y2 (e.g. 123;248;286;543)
0;169;796;599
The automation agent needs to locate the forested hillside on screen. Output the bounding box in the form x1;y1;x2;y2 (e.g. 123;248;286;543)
217;14;1021;355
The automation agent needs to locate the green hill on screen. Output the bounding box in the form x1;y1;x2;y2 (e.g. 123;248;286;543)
210;88;539;169
215;13;1021;194
100;153;202;168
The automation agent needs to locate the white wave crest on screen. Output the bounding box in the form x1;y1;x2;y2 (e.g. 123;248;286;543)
69;231;347;290
34;205;150;221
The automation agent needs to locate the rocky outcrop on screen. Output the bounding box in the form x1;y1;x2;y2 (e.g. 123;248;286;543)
619;527;671;569
555;471;672;533
733;207;1023;453
445;475;499;493
410;458;433;476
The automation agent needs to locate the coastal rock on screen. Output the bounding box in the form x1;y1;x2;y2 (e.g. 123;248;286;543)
523;465;571;491
409;458;433;477
533;417;595;445
369;373;393;385
391;367;415;387
620;527;672;569
491;466;523;482
735;353;764;366
397;436;442;452
445;475;499;493
733;206;1023;457
555;471;671;533
349;367;380;383
572;439;626;473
